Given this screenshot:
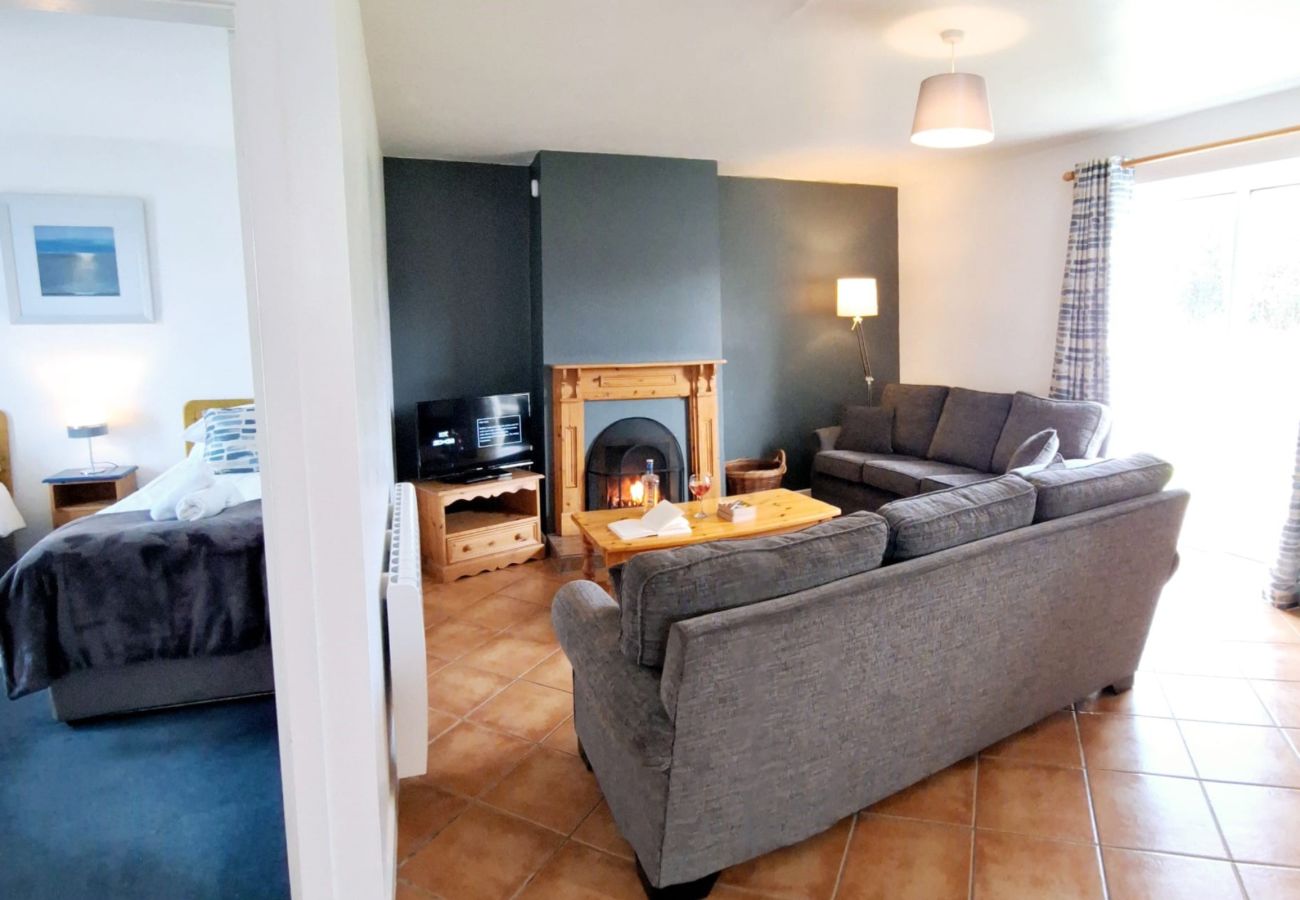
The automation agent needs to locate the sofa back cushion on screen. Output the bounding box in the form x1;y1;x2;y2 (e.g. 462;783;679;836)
878;474;1036;561
991;392;1111;472
1024;453;1173;521
836;405;893;454
881;384;950;458
926;388;1014;471
619;511;888;667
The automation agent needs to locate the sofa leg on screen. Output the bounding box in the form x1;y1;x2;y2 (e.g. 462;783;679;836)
1107;675;1135;694
635;859;719;899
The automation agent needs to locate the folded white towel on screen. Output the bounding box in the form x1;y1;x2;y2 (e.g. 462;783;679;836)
175;480;240;522
0;485;25;539
149;463;215;521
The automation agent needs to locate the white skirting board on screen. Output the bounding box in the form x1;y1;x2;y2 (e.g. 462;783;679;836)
386;482;427;778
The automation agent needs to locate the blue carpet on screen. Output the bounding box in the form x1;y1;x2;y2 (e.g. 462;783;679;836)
0;691;290;899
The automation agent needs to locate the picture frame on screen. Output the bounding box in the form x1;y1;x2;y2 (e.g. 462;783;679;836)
2;193;155;324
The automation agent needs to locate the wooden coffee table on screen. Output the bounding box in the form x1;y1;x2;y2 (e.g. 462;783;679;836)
569;488;841;581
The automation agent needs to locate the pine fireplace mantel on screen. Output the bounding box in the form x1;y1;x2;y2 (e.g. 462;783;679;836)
550;360;725;536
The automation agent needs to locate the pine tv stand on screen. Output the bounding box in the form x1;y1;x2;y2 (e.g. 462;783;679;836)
414;471;545;582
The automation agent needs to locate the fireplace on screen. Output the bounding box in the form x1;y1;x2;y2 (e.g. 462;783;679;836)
586;417;684;510
551;360;723;535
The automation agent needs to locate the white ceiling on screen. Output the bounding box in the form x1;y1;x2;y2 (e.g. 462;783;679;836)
0;9;234;149
362;0;1300;183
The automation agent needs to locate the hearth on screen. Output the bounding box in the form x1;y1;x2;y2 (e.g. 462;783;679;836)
586;417;684;510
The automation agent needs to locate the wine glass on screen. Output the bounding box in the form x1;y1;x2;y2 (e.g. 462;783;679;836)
688;472;712;519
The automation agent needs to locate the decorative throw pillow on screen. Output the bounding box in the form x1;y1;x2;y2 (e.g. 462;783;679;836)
1005;429;1060;473
202;404;260;474
835;406;893;454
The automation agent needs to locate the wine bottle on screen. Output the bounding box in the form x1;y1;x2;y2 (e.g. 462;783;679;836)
640;459;661;509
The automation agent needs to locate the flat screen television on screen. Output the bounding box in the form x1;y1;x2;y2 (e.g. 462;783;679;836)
416;392;534;481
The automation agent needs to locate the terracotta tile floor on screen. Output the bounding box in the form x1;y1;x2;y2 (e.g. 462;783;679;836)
398;551;1300;899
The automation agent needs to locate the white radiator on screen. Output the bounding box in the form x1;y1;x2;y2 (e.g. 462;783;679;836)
385;482;427;778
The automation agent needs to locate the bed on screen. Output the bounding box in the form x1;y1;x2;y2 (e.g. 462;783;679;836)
0;411;19;575
0;399;273;722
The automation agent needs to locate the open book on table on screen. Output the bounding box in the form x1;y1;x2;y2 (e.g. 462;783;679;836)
608;499;692;541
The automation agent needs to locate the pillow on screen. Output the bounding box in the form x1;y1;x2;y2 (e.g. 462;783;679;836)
1005;429;1060;473
991;392;1111;472
619;511;888;667
878;474;1036;561
1023;453;1173;522
881;384;949;458
835;406;893;454
182;418;206;445
926;388;1013;471
202;404;260;474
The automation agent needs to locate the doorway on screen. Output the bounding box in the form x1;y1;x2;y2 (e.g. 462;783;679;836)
1112;157;1300;563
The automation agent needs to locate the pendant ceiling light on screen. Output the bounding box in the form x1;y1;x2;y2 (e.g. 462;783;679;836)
910;29;994;148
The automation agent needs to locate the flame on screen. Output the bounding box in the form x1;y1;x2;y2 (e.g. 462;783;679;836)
629;480;645;505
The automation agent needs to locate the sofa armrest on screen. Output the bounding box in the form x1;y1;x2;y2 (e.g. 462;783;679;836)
552;581;676;765
813;426;841;453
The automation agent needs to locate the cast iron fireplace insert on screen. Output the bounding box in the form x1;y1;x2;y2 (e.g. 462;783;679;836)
585;416;684;510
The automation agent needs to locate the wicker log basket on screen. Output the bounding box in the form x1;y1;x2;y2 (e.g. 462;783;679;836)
724;449;787;495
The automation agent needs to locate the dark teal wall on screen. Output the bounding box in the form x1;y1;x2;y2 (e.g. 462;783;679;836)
532;151;722;363
718;177;900;489
384;158;533;481
384;154;900;499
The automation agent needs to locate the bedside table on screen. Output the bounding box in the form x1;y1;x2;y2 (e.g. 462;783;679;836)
44;466;138;527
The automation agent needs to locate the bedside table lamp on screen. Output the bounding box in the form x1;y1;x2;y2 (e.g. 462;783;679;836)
837;277;879;403
67;422;111;475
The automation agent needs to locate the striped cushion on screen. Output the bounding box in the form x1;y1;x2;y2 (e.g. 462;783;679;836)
202;404;259;474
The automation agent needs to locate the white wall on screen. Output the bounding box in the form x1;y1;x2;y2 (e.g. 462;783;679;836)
0;11;250;550
898;86;1300;393
231;0;396;894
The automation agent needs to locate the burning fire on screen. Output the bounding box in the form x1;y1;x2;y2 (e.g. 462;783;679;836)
629;480;645;505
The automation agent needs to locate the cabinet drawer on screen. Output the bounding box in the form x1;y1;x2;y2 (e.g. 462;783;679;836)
446;521;540;563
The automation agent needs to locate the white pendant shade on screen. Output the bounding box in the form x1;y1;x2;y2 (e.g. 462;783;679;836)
911;71;995;148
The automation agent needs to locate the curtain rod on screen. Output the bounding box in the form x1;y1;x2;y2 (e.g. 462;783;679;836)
1060;123;1300;182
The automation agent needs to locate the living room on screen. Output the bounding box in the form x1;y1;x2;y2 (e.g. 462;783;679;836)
383;3;1300;900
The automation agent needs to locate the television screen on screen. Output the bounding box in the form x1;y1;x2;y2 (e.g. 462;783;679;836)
416;393;533;479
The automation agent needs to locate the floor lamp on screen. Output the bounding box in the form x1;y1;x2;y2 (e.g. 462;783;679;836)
837;278;879;403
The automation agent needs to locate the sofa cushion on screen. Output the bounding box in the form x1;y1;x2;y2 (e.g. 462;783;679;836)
991;392;1112;472
1023;453;1173;522
836;406;893;454
861;456;985;498
1006;429;1061;472
881;384;950;458
619;511;889;667
926;388;1014;471
812;450;885;483
878;474;1037;561
918;472;994;493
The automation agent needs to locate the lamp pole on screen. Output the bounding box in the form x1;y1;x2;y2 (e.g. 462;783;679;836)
852;315;874;404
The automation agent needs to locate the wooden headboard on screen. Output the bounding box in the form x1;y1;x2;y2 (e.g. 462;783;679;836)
0;410;11;496
184;398;254;452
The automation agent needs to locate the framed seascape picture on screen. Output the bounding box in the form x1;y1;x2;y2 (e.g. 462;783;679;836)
2;193;155;324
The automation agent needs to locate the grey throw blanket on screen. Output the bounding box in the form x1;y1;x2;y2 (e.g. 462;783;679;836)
0;501;268;698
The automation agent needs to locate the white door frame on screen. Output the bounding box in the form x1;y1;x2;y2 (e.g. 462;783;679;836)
2;1;397;897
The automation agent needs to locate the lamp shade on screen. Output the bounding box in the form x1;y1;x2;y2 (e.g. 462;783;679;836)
910;72;994;148
67;423;108;440
836;278;878;318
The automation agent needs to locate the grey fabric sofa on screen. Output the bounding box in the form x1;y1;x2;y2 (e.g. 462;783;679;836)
553;454;1185;898
811;383;1112;513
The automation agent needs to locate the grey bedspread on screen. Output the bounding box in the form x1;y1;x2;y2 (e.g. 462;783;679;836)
0;501;268;698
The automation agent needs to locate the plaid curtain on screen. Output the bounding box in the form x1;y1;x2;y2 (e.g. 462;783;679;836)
1271;421;1300;608
1049;157;1133;403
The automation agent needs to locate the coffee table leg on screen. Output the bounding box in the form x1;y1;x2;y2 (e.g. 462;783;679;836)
581;533;597;582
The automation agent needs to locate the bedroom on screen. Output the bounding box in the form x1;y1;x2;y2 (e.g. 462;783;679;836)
0;10;286;898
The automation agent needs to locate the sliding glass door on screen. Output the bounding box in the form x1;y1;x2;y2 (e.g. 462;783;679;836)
1112;159;1300;561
